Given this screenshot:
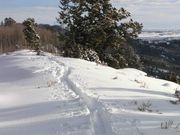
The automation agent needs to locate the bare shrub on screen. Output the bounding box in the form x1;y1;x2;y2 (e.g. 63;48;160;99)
161;120;174;129
175;89;180;101
138;101;152;112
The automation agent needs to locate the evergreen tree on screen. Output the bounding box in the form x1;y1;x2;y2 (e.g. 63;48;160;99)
23;18;41;55
58;0;143;68
4;17;16;26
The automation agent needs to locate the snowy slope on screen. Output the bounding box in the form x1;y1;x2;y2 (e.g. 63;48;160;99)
0;50;180;135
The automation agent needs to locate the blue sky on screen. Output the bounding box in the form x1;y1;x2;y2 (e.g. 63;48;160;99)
0;0;180;30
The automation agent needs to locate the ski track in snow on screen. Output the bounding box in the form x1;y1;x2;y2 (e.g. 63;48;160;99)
49;57;115;135
39;57;94;134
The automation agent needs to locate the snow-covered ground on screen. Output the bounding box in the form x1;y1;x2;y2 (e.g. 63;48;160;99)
138;30;180;41
0;50;180;135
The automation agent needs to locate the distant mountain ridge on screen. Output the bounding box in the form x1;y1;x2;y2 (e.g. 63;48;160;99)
131;31;180;83
138;30;180;41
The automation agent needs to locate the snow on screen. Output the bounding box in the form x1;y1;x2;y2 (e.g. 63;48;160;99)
138;30;180;41
0;50;180;135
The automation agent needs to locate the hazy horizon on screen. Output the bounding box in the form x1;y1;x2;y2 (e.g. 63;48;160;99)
0;0;180;30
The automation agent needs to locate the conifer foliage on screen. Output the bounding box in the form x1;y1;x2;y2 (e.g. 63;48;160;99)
23;18;41;55
58;0;143;68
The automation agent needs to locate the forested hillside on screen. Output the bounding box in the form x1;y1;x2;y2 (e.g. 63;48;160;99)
131;38;180;83
0;18;60;54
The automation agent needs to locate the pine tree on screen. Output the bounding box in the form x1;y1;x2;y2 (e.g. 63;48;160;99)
23;18;41;55
4;17;16;26
58;0;143;68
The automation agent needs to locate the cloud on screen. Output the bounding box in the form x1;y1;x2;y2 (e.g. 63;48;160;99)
112;0;180;6
0;0;180;29
111;0;180;29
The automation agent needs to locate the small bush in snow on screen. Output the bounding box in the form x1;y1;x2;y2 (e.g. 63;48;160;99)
63;44;101;64
161;120;174;129
161;120;180;129
175;89;180;101
138;101;152;112
170;88;180;105
169;100;178;105
79;48;101;63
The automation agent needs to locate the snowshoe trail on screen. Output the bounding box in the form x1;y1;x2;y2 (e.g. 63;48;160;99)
32;56;93;135
51;58;115;135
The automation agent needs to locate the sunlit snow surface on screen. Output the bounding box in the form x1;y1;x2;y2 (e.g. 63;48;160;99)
139;30;180;41
0;50;180;135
